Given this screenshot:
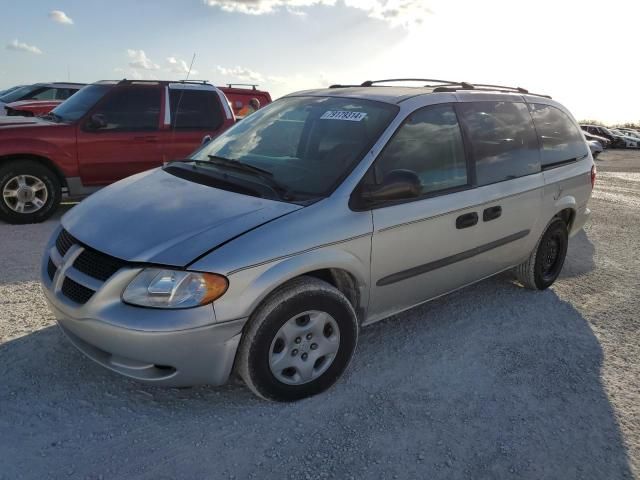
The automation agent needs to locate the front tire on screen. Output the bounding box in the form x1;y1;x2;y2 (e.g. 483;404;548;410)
515;217;569;290
0;160;61;224
235;276;358;402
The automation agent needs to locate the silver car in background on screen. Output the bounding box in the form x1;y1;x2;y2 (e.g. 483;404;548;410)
41;79;595;401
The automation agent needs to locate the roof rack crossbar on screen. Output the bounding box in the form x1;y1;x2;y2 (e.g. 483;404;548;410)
226;83;258;90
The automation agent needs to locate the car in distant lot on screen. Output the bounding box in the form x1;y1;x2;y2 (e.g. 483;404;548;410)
40;78;595;401
581;124;626;148
582;130;610;148
587;139;603;158
609;129;640;148
5;99;65;117
0;79;234;224
0;82;84;116
220;84;272;119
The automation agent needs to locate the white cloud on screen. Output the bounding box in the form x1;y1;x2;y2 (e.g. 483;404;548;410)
127;49;159;70
217;65;264;83
167;56;198;76
203;0;432;27
6;39;42;55
49;10;73;25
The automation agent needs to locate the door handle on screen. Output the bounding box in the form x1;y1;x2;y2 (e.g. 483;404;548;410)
483;205;502;222
456;212;478;229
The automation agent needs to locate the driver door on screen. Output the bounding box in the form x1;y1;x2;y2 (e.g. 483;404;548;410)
77;85;162;185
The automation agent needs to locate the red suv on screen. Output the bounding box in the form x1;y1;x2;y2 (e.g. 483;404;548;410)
0;80;235;224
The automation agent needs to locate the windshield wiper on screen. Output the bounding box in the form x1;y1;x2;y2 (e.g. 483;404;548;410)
203;155;295;201
206;155;274;177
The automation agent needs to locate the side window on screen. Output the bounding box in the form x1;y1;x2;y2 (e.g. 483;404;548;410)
458;101;540;186
54;88;76;100
374;104;468;195
90;87;160;131
169;89;224;130
30;88;57;100
529;103;589;166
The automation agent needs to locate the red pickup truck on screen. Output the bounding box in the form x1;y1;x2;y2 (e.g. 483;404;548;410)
0;80;237;224
219;84;272;119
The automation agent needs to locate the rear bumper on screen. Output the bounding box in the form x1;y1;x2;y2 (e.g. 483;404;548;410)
45;293;246;387
570;206;591;237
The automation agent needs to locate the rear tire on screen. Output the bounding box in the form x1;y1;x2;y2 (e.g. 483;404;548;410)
0;161;61;224
235;276;358;402
515;217;568;290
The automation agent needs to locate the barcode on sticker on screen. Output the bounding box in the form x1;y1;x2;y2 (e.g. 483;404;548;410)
320;111;367;121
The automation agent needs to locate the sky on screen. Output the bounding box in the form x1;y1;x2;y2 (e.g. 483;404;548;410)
1;0;639;124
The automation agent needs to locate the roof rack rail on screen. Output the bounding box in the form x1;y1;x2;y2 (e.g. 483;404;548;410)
225;83;258;90
473;83;529;94
117;79;211;85
360;78;465;87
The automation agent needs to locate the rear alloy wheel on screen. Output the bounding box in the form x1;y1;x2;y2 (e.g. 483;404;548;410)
236;276;358;401
0;161;61;224
515;217;568;290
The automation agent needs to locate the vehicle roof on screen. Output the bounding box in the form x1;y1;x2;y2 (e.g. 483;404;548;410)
284;81;554;106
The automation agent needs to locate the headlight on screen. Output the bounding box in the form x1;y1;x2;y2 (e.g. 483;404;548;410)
122;268;228;309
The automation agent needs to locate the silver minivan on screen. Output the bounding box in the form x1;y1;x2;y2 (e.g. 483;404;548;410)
42;79;595;401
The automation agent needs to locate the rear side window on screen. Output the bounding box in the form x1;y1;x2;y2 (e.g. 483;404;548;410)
54;88;77;100
529;104;588;166
375;104;468;195
170;89;224;130
458;101;540;186
91;87;160;131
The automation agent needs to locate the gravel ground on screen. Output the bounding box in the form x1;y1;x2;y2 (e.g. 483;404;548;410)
0;150;638;480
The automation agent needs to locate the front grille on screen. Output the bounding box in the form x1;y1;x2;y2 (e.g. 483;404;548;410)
47;258;57;281
61;278;95;305
56;229;76;257
52;229;131;305
73;248;127;282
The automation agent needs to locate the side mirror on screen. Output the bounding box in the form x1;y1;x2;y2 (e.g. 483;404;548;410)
86;113;107;130
358;169;421;207
201;135;212;145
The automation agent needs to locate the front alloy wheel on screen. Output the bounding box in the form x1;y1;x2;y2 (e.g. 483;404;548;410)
0;161;61;224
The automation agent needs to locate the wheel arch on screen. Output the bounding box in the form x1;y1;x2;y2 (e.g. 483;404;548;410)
217;247;370;326
0;154;67;190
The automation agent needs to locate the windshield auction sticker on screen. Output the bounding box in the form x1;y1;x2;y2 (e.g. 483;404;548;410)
320;111;367;121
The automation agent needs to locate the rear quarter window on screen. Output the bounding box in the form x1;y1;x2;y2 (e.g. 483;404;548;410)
458;101;540;186
529;104;588;166
170;89;224;131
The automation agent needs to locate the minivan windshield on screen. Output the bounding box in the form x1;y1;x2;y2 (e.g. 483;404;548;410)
191;96;398;199
49;84;112;122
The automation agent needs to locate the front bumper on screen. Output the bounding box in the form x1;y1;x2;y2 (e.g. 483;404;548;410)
47;297;245;386
41;227;246;387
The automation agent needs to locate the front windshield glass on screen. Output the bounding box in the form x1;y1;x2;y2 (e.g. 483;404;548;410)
191;96;398;198
50;84;112;122
0;85;39;103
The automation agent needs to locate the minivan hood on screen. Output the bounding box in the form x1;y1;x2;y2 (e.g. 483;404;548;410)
62;168;303;267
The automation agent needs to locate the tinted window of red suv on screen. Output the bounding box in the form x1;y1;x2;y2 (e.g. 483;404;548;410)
91;86;161;131
169;89;223;131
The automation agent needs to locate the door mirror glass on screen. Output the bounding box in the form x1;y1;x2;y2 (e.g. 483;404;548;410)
359;169;421;205
87;113;107;130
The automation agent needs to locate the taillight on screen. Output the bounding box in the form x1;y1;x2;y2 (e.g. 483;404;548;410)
591;164;597;189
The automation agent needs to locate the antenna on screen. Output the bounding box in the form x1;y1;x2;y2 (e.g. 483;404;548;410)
169;53;197;154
